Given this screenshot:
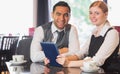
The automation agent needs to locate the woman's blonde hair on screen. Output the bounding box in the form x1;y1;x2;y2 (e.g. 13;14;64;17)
89;1;108;13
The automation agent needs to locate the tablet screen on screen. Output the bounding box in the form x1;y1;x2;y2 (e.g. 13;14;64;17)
40;42;62;67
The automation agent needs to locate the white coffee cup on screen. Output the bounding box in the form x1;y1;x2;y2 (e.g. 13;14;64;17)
83;61;98;71
13;66;24;74
12;55;24;62
13;66;24;72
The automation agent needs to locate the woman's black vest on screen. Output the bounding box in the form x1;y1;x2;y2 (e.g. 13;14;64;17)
88;28;119;69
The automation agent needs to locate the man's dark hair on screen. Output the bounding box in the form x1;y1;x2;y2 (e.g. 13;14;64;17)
53;1;71;13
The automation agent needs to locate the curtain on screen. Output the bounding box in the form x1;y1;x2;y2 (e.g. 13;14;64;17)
103;0;107;4
37;0;49;27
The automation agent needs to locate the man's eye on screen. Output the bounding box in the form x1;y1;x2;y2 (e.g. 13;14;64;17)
56;13;61;16
64;13;69;17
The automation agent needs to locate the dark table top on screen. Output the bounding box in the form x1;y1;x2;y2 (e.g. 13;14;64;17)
4;62;120;74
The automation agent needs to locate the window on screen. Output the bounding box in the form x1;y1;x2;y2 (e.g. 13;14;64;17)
50;0;120;44
50;0;96;44
0;0;33;36
108;0;120;26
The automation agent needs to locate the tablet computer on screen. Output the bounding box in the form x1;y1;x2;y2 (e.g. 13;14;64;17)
40;42;63;67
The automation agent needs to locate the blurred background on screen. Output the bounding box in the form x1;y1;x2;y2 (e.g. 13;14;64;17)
0;0;119;44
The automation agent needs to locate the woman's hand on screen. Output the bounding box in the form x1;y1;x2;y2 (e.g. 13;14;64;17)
44;66;50;74
59;47;68;54
56;54;66;65
44;57;50;65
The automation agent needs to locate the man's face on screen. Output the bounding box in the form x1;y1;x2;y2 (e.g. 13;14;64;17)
52;6;70;29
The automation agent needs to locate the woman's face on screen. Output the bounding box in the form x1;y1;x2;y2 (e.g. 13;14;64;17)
89;6;108;26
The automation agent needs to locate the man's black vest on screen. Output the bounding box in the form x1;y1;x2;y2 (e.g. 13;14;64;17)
41;22;71;49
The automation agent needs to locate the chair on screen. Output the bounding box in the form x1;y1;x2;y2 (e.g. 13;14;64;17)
114;26;120;56
114;26;120;34
0;36;19;61
21;35;33;40
16;38;32;62
0;36;19;72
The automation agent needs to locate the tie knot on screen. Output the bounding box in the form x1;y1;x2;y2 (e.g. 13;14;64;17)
56;30;64;43
56;30;64;34
57;30;64;37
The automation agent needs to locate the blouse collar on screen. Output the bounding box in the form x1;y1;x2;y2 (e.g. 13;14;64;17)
93;22;111;37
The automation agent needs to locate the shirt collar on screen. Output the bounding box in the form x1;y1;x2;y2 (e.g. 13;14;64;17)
93;22;111;37
100;24;111;36
51;22;65;33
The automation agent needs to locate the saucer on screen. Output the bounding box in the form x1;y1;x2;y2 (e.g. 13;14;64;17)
9;60;27;65
80;67;99;73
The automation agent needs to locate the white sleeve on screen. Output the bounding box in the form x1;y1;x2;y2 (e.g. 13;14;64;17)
64;25;80;55
75;35;91;59
30;26;45;62
92;29;119;66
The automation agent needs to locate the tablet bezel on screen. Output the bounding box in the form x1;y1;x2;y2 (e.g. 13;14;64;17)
40;42;63;67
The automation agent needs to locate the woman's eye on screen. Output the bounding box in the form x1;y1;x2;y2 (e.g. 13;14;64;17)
95;12;99;15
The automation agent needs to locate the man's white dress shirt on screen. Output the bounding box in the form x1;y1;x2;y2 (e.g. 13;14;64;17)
30;22;80;62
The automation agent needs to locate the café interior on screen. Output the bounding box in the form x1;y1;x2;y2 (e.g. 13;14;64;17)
0;0;120;74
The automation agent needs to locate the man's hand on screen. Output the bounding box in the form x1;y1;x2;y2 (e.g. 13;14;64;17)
44;57;50;66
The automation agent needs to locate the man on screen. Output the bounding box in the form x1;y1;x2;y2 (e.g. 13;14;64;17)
30;1;80;62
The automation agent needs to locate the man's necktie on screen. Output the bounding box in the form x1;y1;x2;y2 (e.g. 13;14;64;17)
56;30;64;43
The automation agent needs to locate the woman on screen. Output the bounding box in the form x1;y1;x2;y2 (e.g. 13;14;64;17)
56;1;119;71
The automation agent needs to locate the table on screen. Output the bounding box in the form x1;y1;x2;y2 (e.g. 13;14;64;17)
5;62;120;74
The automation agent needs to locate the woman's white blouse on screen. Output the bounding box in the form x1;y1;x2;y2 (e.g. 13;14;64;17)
75;24;119;66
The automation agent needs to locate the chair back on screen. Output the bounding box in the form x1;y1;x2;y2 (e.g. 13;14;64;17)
22;35;33;40
0;36;19;61
114;26;120;56
114;26;120;34
16;38;32;62
114;26;120;43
